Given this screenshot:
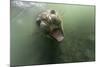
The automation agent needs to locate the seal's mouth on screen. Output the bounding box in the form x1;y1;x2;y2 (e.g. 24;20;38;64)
50;28;64;42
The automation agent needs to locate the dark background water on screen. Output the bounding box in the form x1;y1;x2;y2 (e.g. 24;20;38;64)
10;1;95;66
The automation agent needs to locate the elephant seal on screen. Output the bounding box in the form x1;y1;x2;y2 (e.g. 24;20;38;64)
36;10;64;42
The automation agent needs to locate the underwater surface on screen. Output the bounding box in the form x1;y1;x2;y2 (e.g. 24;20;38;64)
10;1;95;66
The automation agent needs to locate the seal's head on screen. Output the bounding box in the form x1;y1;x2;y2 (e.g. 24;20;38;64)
36;10;64;42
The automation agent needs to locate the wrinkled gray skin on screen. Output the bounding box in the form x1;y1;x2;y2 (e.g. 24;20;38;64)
36;10;64;42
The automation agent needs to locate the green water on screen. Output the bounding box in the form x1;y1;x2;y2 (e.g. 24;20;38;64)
10;1;95;66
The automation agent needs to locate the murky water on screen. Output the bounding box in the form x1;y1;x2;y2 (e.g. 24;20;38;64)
10;1;95;66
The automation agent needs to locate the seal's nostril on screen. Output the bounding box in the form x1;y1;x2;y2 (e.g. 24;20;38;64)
52;28;60;32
